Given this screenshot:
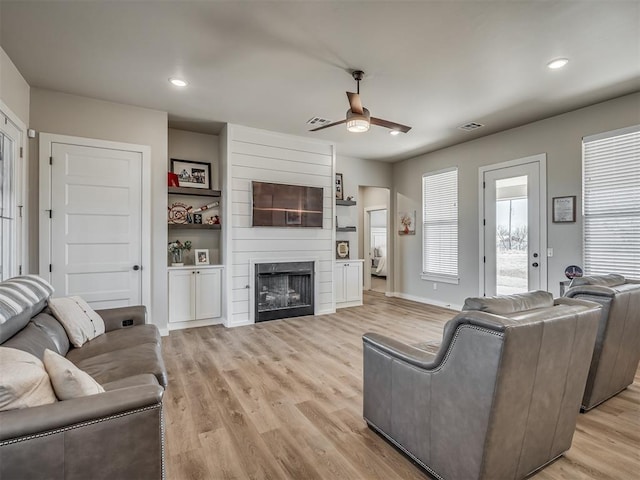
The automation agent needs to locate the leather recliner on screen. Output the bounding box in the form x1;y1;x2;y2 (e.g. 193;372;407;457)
362;291;601;480
564;273;640;410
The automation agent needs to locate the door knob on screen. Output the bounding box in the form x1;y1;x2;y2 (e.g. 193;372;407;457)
133;265;140;271
532;262;539;268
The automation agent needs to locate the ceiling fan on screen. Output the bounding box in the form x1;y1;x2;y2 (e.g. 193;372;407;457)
310;70;411;134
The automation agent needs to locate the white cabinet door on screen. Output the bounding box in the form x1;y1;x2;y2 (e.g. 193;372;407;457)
335;264;346;304
345;263;362;302
195;268;221;320
169;269;195;323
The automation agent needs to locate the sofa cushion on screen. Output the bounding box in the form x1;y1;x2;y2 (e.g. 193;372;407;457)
65;324;160;364
43;349;105;400
72;343;167;387
48;296;106;347
570;273;626;288
0;275;54;343
462;290;553;315
102;373;160;391
2;313;70;360
0;347;57;411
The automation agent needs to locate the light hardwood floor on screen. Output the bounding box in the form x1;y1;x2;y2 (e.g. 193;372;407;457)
163;292;640;480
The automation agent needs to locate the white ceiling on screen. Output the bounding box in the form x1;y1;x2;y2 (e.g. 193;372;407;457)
1;1;638;162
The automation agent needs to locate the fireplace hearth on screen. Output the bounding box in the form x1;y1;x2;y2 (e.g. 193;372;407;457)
255;261;314;322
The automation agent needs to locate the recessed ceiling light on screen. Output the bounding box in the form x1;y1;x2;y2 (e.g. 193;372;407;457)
389;130;401;136
547;58;569;70
169;78;188;87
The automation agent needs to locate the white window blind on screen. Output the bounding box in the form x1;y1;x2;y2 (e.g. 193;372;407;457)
422;168;458;283
583;126;640;278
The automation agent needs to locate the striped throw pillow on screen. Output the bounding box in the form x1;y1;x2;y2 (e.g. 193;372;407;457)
0;275;55;343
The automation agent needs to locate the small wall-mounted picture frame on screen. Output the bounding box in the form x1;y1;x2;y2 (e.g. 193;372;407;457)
171;158;211;190
553;196;576;223
336;241;350;259
398;210;416;235
335;173;344;200
195;249;210;265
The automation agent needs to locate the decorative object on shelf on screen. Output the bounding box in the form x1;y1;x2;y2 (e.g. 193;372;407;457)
193;214;202;224
286;210;302;225
168;240;192;267
564;265;583;279
398;210;416;235
336;240;350;259
167;172;179;187
195;249;210;266
168;202;191;224
346;195;354;201
192;201;219;213
204;215;220;225
171;158;211;190
336;173;344;200
553;196;576;223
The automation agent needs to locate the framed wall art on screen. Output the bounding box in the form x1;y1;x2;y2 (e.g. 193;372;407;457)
171;159;211;189
335;173;344;200
336;241;350;259
553;196;576;223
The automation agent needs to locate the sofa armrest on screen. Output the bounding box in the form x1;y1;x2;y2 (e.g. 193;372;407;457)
96;305;147;331
0;384;163;442
363;333;438;369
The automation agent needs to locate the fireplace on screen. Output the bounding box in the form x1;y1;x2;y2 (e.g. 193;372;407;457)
255;261;314;322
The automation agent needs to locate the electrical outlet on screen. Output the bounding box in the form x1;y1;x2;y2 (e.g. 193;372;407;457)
433;283;438;290
547;248;554;257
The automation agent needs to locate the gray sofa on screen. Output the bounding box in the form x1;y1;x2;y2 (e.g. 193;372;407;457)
362;291;601;480
0;276;167;480
565;273;640;410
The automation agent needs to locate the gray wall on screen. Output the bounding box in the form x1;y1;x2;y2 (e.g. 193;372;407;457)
29;88;169;332
0;47;29;125
393;92;640;308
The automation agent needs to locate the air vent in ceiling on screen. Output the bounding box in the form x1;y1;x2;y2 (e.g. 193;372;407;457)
458;122;484;131
306;117;332;128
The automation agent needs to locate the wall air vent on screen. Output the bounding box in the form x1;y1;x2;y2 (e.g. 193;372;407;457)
306;117;332;128
458;122;484;131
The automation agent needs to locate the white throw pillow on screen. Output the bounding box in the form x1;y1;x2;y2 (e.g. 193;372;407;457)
48;296;105;347
0;347;57;411
43;349;105;400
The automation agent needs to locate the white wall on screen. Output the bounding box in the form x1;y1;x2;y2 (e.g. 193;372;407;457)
29;88;169;332
393;92;640;308
0;47;29;125
168;128;221;265
223;125;335;326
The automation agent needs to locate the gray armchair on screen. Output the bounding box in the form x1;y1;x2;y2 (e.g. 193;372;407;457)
362;292;601;480
565;274;640;410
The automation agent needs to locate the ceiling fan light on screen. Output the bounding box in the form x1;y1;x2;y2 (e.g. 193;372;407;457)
346;108;370;133
389;129;401;136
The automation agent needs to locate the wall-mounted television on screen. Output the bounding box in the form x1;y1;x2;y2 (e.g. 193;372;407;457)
252;181;324;228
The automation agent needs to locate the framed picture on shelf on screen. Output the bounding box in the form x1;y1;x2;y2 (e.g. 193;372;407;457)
171;158;211;189
553;196;576;223
336;241;350;259
335;173;344;200
195;249;210;265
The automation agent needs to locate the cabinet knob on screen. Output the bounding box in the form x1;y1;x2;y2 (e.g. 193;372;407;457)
132;265;140;271
192;271;195;274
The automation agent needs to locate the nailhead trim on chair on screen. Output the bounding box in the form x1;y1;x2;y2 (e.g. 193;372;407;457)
430;325;504;373
0;403;162;446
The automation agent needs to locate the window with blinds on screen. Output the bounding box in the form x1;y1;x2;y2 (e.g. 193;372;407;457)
583;125;640;278
422;167;459;283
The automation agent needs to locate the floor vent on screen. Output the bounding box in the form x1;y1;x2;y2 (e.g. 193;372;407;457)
458;122;484;131
306;117;332;128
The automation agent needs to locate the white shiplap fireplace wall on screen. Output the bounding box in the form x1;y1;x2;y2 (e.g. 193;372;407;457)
221;125;336;327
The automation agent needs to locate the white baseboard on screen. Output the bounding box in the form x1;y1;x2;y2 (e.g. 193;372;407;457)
159;327;169;337
388;292;462;311
167;317;224;332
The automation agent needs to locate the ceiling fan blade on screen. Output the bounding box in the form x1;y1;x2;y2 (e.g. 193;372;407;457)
370;117;412;133
346;92;364;115
309;119;347;132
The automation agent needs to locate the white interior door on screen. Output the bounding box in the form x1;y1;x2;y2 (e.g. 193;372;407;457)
49;142;142;309
483;160;545;296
